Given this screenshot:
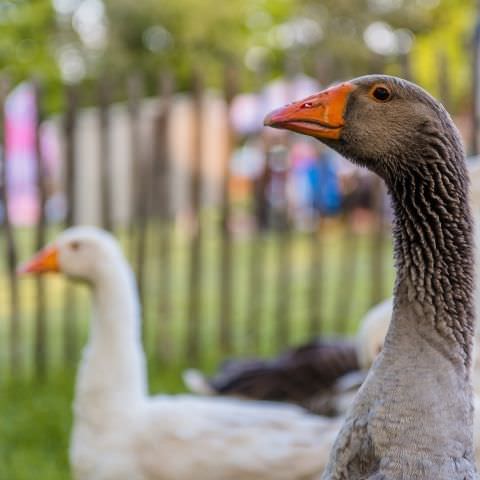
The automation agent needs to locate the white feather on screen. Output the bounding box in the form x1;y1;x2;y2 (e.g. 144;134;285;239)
182;369;215;395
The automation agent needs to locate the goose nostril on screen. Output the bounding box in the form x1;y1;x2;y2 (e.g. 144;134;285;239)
301;102;314;109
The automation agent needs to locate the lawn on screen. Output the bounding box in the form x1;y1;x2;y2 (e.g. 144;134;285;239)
0;220;394;479
0;367;190;480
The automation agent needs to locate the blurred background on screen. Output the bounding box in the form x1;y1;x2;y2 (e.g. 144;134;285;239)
0;0;479;478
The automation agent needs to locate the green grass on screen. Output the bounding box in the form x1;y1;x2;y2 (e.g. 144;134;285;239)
0;375;72;480
0;367;189;480
0;220;395;479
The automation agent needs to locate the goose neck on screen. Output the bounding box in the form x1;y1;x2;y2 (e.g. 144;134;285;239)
78;259;147;406
387;152;475;369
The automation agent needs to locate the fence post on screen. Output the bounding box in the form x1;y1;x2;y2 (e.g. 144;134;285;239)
370;176;385;307
98;77;113;231
127;74;150;341
0;77;22;377
334;208;358;333
186;72;204;364
472;8;480;155
218;66;236;354
399;52;412;81
245;135;270;352
63;84;78;366
308;217;323;335
127;73;142;255
152;72;174;362
33;79;48;379
273;147;293;349
437;50;451;111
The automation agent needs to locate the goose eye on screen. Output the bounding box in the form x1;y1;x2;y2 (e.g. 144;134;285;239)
70;241;81;251
372;86;391;102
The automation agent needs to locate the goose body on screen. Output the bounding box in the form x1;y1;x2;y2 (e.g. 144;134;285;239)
19;227;341;480
73;393;340;480
265;76;478;479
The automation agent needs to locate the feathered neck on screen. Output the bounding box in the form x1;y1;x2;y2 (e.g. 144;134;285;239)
385;119;475;370
75;256;147;410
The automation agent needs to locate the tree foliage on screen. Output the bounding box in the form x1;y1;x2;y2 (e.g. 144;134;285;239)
0;0;477;112
0;0;62;109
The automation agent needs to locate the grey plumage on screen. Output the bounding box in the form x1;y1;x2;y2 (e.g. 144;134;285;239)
266;75;478;479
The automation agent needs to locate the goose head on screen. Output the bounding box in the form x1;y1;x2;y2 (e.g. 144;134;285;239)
264;75;460;180
17;226;124;283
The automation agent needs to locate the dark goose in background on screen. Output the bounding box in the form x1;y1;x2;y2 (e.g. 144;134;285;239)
183;299;391;416
185;339;359;414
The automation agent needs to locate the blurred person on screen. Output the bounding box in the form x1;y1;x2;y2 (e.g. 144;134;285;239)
288;141;341;231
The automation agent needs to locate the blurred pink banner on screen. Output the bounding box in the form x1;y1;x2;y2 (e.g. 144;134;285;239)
4;82;39;225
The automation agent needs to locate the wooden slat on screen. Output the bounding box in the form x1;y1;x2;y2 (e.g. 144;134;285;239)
308;220;323;335
63;84;78;366
218;67;236;354
246;231;265;353
274;227;292;349
334;212;358;333
245;138;271;352
127;74;150;341
273;146;293;349
472;18;480;155
399;52;412;81
370;177;385;307
33;80;48;379
0;77;22;376
152;72;174;362
98;77;113;231
186;73;204;364
437;50;451;110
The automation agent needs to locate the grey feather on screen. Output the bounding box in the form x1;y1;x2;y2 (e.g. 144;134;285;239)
269;75;478;480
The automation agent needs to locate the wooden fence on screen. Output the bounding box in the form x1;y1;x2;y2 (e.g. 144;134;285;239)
0;71;393;381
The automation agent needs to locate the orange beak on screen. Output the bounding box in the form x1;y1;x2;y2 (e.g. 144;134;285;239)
17;245;60;275
263;82;356;140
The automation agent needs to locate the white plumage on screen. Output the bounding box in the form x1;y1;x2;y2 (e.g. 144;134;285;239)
21;226;341;480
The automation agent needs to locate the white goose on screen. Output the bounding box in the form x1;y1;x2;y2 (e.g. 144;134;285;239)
18;226;342;480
